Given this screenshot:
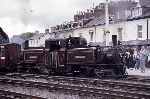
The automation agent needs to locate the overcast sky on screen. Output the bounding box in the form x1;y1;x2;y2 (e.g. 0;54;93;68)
0;0;129;37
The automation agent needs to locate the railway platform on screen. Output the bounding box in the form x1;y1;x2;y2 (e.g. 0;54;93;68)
127;68;150;77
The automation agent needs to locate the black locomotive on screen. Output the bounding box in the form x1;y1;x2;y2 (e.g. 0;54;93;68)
0;36;127;78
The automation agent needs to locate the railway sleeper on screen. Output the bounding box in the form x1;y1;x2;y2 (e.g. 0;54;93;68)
0;90;46;99
1;77;150;99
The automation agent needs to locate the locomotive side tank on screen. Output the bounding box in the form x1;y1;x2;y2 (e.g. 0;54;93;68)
67;48;95;65
20;48;50;73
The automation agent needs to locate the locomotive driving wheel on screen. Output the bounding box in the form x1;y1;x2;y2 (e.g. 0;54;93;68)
94;68;104;78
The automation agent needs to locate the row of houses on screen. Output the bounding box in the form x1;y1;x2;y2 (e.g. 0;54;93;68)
28;0;150;47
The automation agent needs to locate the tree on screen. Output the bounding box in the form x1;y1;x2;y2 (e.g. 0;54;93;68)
20;32;35;40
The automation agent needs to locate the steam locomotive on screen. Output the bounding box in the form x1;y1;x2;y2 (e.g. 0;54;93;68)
0;36;127;78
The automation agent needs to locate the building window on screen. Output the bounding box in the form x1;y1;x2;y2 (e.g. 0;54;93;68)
118;28;123;41
125;10;131;18
89;30;94;41
79;33;83;38
138;8;142;16
30;41;32;45
117;12;120;19
101;28;106;45
137;25;142;38
131;7;142;18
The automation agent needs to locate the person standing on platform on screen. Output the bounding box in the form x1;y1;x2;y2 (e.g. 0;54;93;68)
139;46;147;73
128;48;135;68
134;48;140;70
125;49;130;68
147;47;150;68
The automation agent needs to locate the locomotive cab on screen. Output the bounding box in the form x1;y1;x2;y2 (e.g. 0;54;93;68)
95;46;126;78
45;39;65;51
65;37;87;48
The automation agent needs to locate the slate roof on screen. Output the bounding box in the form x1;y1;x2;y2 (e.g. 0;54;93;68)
86;0;150;27
109;0;137;10
85;17;105;27
140;0;150;7
85;0;138;27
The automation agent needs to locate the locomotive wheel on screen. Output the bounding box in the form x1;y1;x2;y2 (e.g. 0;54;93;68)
40;67;49;74
79;68;87;77
94;68;104;78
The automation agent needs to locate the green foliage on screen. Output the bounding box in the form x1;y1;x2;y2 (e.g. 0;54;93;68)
20;32;35;40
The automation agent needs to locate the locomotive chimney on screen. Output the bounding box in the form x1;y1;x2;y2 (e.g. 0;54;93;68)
45;29;49;34
112;35;117;46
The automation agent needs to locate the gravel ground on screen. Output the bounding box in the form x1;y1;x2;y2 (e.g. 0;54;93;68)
127;68;150;76
0;84;101;99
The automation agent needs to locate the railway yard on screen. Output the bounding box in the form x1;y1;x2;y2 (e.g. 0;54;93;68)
0;34;149;99
1;0;150;98
0;73;149;99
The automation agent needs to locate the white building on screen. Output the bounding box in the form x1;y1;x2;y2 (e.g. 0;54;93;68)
71;17;150;45
28;33;55;47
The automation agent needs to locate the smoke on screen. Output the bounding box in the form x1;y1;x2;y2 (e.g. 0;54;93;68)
17;0;32;26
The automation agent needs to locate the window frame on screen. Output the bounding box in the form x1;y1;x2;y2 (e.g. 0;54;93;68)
89;30;94;41
118;28;123;41
137;25;143;38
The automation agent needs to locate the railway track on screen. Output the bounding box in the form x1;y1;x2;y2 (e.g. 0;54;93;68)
0;78;150;99
0;73;150;99
4;73;150;84
4;73;150;92
4;72;150;82
126;75;150;82
0;89;45;99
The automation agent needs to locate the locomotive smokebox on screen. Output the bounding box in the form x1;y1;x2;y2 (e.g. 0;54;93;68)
112;35;117;47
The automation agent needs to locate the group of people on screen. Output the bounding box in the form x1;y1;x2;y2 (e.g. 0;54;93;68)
125;46;150;73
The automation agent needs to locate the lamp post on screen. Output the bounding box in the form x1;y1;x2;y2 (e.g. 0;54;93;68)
105;0;110;46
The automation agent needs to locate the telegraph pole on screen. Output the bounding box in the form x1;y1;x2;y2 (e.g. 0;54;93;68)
105;0;110;46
